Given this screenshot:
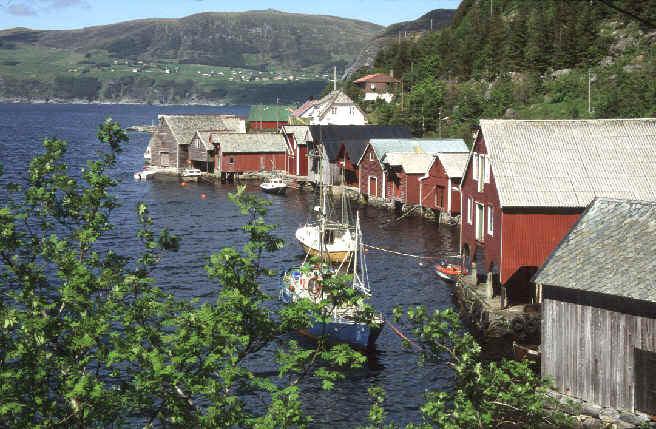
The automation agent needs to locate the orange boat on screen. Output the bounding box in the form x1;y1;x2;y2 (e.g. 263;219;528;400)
434;257;467;283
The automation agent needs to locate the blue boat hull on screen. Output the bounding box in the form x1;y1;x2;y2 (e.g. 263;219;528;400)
279;286;383;350
301;320;383;351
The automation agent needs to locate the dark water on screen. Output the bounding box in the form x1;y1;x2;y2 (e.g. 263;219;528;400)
0;103;460;427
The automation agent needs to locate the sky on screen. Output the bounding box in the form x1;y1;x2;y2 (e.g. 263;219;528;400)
0;0;461;30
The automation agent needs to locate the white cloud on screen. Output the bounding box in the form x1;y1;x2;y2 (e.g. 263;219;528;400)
2;0;89;16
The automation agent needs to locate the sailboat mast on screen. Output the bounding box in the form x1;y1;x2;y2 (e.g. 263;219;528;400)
353;210;359;287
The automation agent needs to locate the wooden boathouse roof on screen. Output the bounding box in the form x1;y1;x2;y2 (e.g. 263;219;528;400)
478;119;656;208
159;115;245;146
213;133;287;153
533;198;656;303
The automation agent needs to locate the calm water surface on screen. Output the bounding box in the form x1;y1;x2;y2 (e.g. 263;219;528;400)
0;103;459;427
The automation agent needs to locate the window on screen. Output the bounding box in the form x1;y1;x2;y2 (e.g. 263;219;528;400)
370;83;375;90
467;197;472;224
229;157;234;164
369;151;374;161
487;206;494;236
477;155;486;192
472;154;479;182
475;203;485;241
484;156;490;183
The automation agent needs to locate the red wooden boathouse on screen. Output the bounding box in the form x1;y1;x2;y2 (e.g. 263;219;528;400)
419;153;469;216
282;125;310;177
461;119;656;305
212;133;287;175
358;138;468;202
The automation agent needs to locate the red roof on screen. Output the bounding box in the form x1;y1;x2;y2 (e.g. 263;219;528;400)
353;73;399;84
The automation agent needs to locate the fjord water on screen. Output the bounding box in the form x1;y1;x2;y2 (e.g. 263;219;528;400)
0;103;459;427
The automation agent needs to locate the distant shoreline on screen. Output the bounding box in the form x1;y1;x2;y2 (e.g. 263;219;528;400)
0;98;235;107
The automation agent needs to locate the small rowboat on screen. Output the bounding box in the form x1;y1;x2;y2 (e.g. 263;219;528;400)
434;257;467;283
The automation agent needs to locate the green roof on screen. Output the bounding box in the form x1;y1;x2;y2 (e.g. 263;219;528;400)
247;105;292;122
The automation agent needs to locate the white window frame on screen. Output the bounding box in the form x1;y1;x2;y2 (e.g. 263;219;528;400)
467;197;473;224
487;206;494;236
472;154;479;182
475;202;485;242
369;151;374;161
477;154;485;192
484;155;491;183
368;176;378;198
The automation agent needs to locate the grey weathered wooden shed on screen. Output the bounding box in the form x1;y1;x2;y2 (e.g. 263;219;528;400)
534;198;656;415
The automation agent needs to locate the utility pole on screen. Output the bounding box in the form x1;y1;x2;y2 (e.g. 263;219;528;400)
588;69;592;114
438;108;442;139
430;18;433;32
490;0;493;16
332;66;337;91
400;79;404;112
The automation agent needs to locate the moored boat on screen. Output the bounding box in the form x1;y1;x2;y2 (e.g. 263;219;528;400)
434;256;467;283
260;176;288;195
280;212;383;350
180;167;202;181
134;167;156;180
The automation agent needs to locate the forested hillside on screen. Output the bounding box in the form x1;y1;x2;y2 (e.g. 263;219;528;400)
349;0;656;141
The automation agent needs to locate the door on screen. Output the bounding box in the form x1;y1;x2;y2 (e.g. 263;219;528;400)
435;185;445;209
635;348;656;414
475;203;485;242
160;152;170;167
368;176;378;198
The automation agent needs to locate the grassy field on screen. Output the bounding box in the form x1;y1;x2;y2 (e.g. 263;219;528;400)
0;43;330;103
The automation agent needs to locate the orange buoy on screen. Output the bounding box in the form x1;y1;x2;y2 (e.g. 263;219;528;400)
200;193;207;200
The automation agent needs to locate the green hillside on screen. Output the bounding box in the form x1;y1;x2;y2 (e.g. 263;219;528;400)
348;0;656;141
0;10;382;104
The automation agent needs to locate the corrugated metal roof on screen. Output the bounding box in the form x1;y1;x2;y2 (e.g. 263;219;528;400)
383;152;434;174
533;198;656;303
213;133;287;153
480;119;656;208
309;125;412;162
369;138;468;161
282;125;311;144
247;105;292;123
434;152;470;178
161;115;244;146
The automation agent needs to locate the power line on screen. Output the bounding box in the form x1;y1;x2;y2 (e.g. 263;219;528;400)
594;0;656;29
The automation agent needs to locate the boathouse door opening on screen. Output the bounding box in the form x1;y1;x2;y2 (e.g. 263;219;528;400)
369;176;378;198
635;348;656;414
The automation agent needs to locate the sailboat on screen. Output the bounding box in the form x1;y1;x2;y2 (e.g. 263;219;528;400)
280;212;384;350
295;162;356;263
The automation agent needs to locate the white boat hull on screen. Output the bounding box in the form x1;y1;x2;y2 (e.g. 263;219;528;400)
295;224;355;263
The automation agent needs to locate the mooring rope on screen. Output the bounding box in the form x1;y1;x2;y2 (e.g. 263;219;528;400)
363;243;447;260
385;319;422;352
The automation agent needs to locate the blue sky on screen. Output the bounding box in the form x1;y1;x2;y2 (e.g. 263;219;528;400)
0;0;461;30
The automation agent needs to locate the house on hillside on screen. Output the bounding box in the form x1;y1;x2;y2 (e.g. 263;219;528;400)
212;133;287;178
298;90;367;125
247;105;291;130
419;152;469;217
358;138;467;202
146;115;245;169
461;119;656;306
353;73;399;103
308;125;412;185
534;198;656;416
281;125;311;177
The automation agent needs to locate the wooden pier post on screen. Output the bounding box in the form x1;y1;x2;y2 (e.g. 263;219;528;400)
469;261;478;285
485;272;494;299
